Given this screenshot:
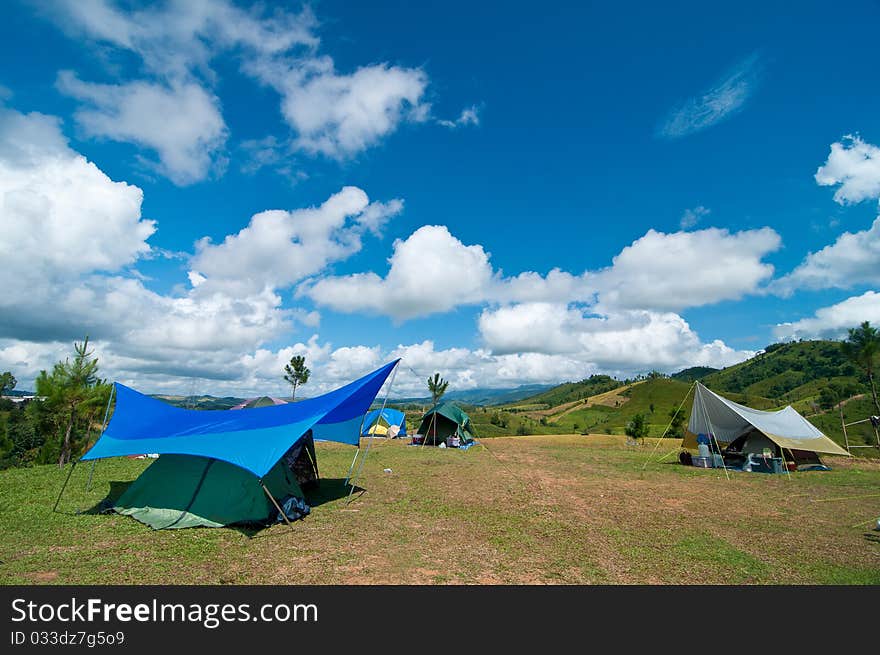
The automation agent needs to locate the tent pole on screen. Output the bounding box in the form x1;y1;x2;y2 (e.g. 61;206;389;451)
781;447;792;481
644;381;695;469
86;461;97;492
345;448;361;485
422;410;437;448
696;384;730;481
87;384;115;492
348;362;399;502
840;403;850;454
52;460;78;513
261;481;294;530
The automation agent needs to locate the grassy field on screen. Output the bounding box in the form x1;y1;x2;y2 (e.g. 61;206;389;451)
1;434;879;585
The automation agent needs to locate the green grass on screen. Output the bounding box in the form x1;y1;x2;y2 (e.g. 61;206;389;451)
2;434;879;585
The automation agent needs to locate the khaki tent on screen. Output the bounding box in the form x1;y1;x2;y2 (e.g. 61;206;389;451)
683;382;849;465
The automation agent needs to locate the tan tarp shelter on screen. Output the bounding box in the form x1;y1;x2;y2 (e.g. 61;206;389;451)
683;382;849;457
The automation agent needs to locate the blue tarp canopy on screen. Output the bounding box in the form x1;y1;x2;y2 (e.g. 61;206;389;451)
361;408;407;436
82;360;400;478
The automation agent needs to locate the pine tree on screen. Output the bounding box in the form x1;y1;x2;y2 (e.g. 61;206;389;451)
283;355;311;401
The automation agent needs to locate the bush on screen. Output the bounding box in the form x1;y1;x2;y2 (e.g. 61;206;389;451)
625;413;649;442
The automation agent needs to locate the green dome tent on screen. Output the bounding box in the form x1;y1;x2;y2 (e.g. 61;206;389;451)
416;403;476;446
73;361;400;530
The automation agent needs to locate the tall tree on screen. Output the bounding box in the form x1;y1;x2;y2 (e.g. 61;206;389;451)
283;355;311;401
0;371;16;396
840;321;880;414
35;337;109;467
427;373;449;406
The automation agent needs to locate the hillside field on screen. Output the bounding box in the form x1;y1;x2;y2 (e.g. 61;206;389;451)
2;435;879;585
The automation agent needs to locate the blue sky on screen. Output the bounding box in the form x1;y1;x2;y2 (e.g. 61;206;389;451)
1;0;879;397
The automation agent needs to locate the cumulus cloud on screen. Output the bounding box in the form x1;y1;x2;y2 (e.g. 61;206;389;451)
303;224;779;319
658;53;761;139
591;227;781;311
247;56;430;159
0;106;155;283
773;291;880;341
0;105;325;391
300;225;496;320
815;135;880;205
44;0;318;184
478;303;752;371
772;217;880;295
191;187;403;296
57;72;227;185
47;0;434;167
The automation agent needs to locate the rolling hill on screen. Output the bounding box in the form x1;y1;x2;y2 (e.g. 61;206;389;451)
468;339;877;454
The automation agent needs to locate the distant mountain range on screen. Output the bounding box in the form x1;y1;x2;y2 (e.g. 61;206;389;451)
388;384;556;407
151;384;556;410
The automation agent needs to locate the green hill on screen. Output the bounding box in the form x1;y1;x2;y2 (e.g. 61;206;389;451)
671;366;718;382
505;375;622;409
702;340;860;401
477;339;878;454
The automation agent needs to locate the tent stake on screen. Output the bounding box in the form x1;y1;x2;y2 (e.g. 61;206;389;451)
261;481;294;530
348;362;399;503
52;460;78;513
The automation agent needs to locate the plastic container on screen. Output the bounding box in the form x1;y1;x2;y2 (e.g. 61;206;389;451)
698;443;711;458
692;456;712;468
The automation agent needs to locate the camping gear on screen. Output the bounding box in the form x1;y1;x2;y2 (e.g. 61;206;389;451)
361;407;407;438
682;382;849;472
81;360;400;529
416;403;476;446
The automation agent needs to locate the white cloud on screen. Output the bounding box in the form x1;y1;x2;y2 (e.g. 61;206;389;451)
680;205;710;229
478;303;751;371
0;105;319;391
438;105;481;129
57;72;227;185
772;217;880;294
249;56;430;159
496;269;593;304
0;106;155;283
303;224;779;319
815;135;880;205
658;53;761;139
51;0;318;78
773;291;880;341
300;225;496;320
191;187;403;296
49;1;433;165
592;227;781;311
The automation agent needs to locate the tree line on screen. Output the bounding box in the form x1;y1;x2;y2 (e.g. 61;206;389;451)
0;338;111;469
